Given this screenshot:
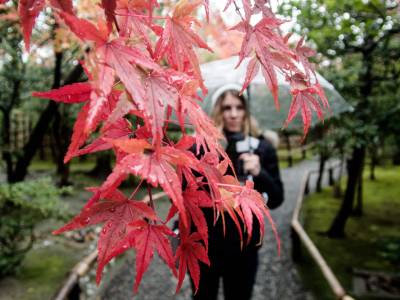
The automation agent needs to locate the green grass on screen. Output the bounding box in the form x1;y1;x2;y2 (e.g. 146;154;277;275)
30;159;96;173
297;166;400;299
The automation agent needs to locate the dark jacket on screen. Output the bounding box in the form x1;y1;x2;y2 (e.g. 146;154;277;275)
201;132;284;248
223;131;284;209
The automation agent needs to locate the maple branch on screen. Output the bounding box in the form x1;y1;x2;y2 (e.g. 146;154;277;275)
147;184;155;211
113;15;120;32
233;1;246;22
114;12;167;20
217;182;243;189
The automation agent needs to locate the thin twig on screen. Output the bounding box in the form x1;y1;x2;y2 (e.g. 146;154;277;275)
129;178;144;200
233;1;246;22
147;184;155;211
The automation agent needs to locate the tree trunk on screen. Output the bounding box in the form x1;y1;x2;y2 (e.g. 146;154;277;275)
333;152;345;198
353;155;365;216
392;139;400;165
39;137;46;161
53;106;72;186
51;51;73;186
88;152;113;178
301;145;306;159
9;62;83;182
370;149;376;180
328;145;365;238
316;153;326;193
352;172;363;216
370;161;375;180
1;109;14;181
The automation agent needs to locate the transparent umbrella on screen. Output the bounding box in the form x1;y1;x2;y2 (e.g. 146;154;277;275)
200;56;352;130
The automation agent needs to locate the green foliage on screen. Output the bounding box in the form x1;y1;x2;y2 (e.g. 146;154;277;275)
299;165;400;298
0;178;68;277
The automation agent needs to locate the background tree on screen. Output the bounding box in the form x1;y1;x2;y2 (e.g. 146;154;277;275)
0;3;83;184
280;0;400;237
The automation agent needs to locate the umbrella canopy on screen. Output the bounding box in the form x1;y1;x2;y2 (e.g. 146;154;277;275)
200;56;352;131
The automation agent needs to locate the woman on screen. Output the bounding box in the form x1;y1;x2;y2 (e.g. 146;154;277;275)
193;85;284;300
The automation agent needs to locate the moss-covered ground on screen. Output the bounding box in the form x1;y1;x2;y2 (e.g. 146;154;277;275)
297;165;400;299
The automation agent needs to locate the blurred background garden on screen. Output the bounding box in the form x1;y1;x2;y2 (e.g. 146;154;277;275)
0;0;399;299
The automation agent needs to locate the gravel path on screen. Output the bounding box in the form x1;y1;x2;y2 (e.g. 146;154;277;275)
101;159;341;300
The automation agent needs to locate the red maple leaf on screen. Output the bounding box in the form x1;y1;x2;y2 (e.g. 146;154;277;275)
18;0;45;50
232;17;293;109
183;187;210;249
101;0;116;31
231;10;330;133
101;139;200;227
140;72;179;149
32;84;122;162
49;0;73;14
107;220;177;292
76;118;132;157
234;181;277;246
285;76;329;137
115;0;161;56
295;36;317;80
32;82;92;103
175;230;209;293
155;0;212;93
65;91;121;162
53;189;157;283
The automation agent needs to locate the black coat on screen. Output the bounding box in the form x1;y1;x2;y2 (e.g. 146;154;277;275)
200;132;284;248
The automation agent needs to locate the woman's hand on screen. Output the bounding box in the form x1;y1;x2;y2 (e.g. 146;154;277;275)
239;153;261;177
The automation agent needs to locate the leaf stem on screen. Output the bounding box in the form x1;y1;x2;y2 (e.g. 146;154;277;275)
129;177;144;200
147;183;155;211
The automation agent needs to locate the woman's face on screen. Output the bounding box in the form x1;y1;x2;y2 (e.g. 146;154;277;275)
221;93;245;133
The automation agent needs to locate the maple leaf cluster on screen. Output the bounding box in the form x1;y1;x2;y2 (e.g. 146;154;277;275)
7;0;329;293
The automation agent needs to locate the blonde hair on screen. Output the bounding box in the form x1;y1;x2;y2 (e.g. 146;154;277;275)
211;89;260;136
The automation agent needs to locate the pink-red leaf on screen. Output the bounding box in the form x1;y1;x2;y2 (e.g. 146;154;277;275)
32;82;91;103
49;0;73;14
101;142;201;227
53;189;157;283
141;73;178;148
127;220;176;292
155;1;212;93
18;0;46;51
59;11;108;45
64;91;120;163
101;0;116;31
175;231;209;293
183;187;209;248
76;119;132;157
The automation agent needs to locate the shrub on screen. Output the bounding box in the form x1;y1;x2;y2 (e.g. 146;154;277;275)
0;178;67;277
